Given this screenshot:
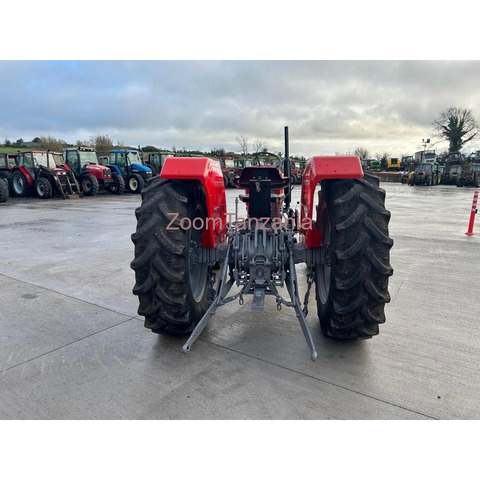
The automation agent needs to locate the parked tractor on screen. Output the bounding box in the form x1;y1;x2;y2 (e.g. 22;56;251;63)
9;150;81;199
100;149;152;193
457;163;480;187
63;146;124;195
441;162;463;185
409;162;440;186
217;157;237;187
131;127;393;361
369;159;382;172
144;151;173;176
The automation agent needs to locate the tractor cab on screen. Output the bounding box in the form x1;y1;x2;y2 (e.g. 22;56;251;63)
144;151;172;176
64;147;101;176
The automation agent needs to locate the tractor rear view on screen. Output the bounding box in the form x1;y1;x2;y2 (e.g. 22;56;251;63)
131;127;393;361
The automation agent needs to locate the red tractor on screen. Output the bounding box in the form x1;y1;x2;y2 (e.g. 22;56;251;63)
217;157;237;187
9;150;81;199
63;146;124;195
131;127;393;361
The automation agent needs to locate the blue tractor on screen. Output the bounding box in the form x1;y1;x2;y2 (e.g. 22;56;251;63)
101;149;152;193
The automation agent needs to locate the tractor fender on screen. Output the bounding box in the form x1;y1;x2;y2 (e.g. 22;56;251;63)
161;157;227;247
300;156;363;248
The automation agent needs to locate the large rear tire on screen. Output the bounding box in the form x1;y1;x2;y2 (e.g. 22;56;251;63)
0;177;9;203
131;177;211;335
315;172;393;339
11;170;30;197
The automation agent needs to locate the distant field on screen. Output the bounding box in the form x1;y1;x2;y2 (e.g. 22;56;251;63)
0;147;30;153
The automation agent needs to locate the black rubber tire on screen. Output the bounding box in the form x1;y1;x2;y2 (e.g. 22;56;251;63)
456;178;463;187
0;170;11;182
109;173;125;194
223;175;228;188
131;177;211;335
127;173;144;193
315;172;393;340
11;170;30;197
80;173;99;196
34;177;53;199
0;177;9;203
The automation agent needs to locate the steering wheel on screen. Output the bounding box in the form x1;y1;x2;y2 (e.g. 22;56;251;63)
246;151;282;168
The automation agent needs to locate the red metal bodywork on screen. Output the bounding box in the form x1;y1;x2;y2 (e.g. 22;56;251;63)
16;166;35;185
161;157;227;247
301;156;363;248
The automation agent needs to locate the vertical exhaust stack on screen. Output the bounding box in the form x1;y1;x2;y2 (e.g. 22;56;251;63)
284;125;291;211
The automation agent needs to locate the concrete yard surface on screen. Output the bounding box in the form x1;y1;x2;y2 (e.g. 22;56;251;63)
0;183;479;419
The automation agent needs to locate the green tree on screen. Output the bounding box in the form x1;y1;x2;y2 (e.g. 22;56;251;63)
433;107;479;153
38;136;66;152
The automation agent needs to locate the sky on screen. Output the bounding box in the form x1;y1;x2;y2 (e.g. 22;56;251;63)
2;60;480;159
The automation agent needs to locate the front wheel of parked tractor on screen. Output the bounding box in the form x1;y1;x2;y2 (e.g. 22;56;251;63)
34;177;53;199
11;170;30;197
80;173;99;196
131;177;211;335
128;173;144;193
0;177;9;203
456;178;464;187
108;173;125;194
315;172;393;340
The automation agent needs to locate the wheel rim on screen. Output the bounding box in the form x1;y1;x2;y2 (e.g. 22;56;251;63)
82;178;91;192
37;182;45;196
317;208;331;304
188;206;208;302
13;175;25;195
129;178;138;191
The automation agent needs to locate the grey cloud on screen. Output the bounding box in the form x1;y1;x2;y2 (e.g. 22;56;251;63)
2;60;480;157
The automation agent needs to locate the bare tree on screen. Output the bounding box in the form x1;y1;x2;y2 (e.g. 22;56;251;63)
353;147;369;160
433;107;479;153
236;135;249;156
252;139;266;153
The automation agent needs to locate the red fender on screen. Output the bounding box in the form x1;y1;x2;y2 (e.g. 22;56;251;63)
300;156;364;248
160;157;227;247
16;166;35;186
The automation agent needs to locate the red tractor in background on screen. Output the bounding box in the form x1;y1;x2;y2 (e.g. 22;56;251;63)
131;127;393;361
63;146;124;195
217;157;237;187
9;150;81;199
290;158;306;184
